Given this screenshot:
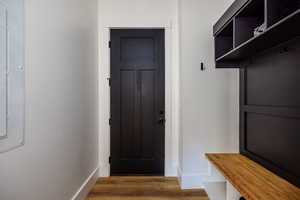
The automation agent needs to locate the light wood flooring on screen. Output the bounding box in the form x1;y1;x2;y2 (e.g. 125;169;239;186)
86;176;209;200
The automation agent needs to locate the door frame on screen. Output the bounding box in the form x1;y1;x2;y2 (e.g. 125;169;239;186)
98;23;179;177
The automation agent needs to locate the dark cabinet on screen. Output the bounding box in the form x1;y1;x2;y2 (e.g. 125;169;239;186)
214;0;300;68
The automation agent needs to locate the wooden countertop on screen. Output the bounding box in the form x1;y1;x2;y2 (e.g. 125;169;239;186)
206;153;300;200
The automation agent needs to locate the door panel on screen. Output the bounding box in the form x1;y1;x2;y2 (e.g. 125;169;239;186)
110;29;165;175
120;70;137;158
140;70;156;159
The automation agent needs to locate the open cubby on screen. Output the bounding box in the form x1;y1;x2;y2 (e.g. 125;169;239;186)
235;0;265;47
266;0;300;27
214;0;300;67
215;21;233;59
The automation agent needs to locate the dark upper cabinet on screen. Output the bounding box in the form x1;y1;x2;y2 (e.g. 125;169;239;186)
214;0;300;68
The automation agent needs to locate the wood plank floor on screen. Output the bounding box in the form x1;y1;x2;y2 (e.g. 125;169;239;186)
86;176;209;200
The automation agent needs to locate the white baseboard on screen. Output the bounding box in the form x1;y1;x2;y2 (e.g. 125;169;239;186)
177;168;215;189
179;172;227;189
99;163;110;177
178;162;227;190
179;172;206;189
177;167;183;186
71;167;99;200
165;162;178;177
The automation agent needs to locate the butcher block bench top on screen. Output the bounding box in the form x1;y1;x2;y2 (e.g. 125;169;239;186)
205;153;300;200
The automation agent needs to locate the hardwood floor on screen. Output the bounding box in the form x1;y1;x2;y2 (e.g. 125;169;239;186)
86;176;208;200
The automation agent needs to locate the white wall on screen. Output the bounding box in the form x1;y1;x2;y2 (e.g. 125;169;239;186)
0;0;99;199
98;0;180;177
97;0;238;189
178;0;239;189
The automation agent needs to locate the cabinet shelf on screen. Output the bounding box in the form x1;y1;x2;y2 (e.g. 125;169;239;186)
234;0;265;47
214;0;300;68
215;21;234;58
216;9;300;67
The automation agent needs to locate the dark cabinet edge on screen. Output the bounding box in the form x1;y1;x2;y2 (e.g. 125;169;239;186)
215;8;300;66
214;0;250;35
216;60;241;68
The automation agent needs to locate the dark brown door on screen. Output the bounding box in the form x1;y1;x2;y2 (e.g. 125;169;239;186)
110;29;165;175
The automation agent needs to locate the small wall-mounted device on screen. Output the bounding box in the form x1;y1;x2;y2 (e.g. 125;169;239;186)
200;62;205;71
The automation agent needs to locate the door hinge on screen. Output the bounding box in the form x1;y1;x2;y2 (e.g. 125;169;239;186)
109;156;112;164
109;118;112;126
109;41;111;48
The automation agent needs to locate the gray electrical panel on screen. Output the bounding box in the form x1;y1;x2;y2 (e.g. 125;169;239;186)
0;0;25;153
